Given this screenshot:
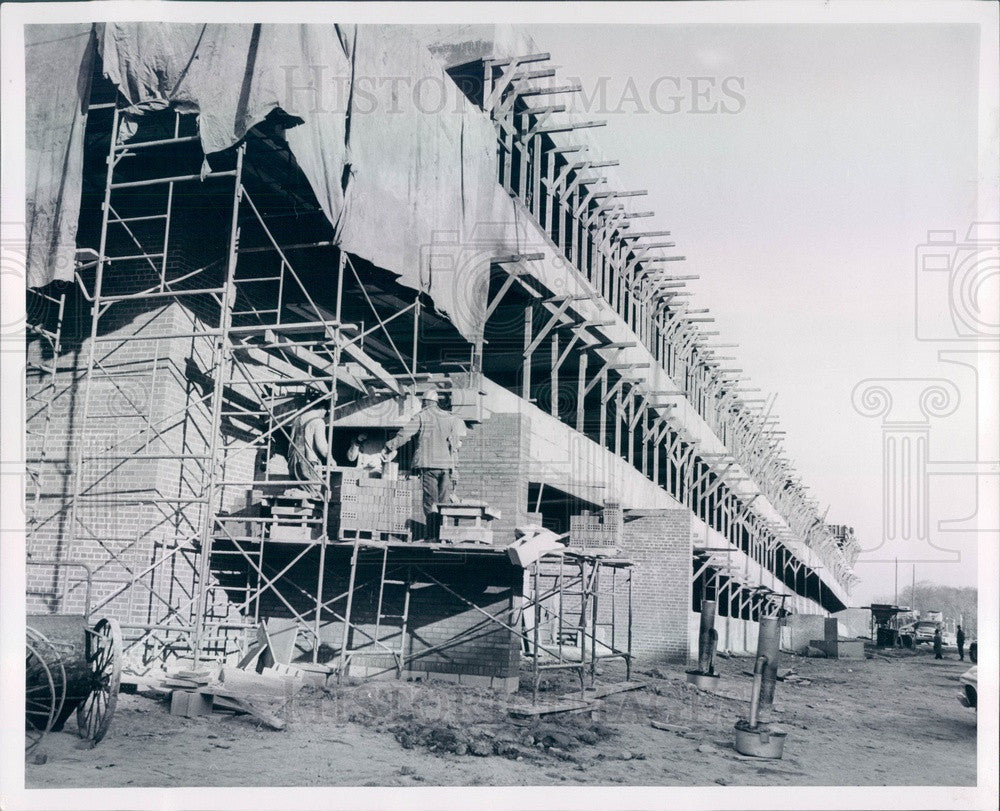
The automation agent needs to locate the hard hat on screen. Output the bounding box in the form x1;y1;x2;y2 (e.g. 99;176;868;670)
421;389;439;403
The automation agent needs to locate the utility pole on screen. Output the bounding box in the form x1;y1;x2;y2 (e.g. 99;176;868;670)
894;557;898;606
912;564;916;610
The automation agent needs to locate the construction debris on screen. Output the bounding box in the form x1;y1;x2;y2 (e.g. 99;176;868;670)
507;524;567;567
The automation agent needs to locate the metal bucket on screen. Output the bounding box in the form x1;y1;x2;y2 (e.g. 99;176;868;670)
733;720;787;759
685;669;720;690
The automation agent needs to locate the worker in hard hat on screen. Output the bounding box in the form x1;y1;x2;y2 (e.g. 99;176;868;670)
382;389;467;539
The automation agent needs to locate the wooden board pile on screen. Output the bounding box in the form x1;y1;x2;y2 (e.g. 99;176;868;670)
142;620;335;730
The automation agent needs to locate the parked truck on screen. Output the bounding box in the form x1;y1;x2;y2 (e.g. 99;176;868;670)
900;611;945;646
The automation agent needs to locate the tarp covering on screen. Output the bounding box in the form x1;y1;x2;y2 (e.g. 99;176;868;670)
25;24;95;289
25;22;523;341
332;25;528;340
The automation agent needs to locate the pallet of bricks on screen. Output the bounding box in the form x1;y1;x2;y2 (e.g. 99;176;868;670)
568;501;623;550
333;473;419;541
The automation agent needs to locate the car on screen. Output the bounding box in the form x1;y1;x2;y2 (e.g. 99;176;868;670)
957;666;977;709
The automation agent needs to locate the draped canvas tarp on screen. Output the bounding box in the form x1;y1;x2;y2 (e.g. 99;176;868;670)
25;22;523;341
332;25;530;340
25;24;95;289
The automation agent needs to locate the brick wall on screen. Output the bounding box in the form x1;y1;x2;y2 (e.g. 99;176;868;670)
619;508;693;663
454;412;530;543
25;262;249;666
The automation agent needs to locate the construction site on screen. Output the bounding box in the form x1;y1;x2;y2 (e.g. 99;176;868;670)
15;21;979;794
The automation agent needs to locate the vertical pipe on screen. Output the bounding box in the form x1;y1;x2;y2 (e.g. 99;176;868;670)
315;250;346;659
522;306;532;400
192;144;244;665
599;371;608;448
578;557;588;679
626;567;633;679
338;541;360;680
590;561;600;685
412;295;421;375
698;599;717;673
532;563;541;704
614;388;622;458
543;150;555;237
748;653;767;727
550;333;559;418
65;106;120;605
399;566;411;676
756;615;780;706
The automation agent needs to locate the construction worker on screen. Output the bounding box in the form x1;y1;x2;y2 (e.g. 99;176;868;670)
933;627;943;659
956;625;966;661
347;432;385;476
382;390;467;539
287;393;331;496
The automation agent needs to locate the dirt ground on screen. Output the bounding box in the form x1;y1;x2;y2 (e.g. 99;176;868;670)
25;643;976;788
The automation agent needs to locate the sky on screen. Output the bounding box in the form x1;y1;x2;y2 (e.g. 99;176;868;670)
529;23;992;604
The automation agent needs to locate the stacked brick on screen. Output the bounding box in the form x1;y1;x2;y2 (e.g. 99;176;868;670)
568;501;623;549
454;412;530;544
333;475;420;538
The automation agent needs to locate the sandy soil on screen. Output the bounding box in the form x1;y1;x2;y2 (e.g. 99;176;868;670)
25;644;976;788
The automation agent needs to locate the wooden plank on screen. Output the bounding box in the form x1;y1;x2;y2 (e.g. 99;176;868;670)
507;700;591;717
580;681;646;702
651;720;692;734
200;689;287;730
162;677;204;689
508;681;646;716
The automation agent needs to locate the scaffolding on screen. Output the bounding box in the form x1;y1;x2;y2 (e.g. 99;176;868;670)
25;285;68;527
526;551;633;702
26;37;855;685
50;94;428;671
326;541;633;700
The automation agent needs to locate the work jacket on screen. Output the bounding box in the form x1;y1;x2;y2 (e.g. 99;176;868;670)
288;408;325;481
386;405;467;470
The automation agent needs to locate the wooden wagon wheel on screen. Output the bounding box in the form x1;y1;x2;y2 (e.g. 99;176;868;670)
76;617;122;745
27;627;68;726
25;637;57;753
